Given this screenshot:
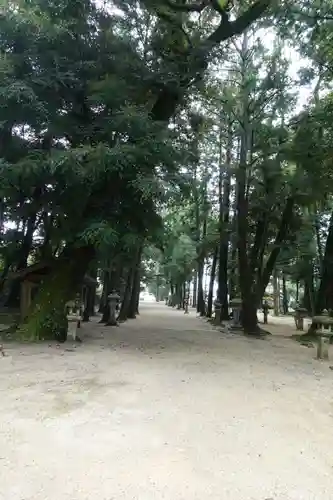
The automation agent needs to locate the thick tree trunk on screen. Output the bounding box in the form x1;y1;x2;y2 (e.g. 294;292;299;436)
100;271;112;323
197;258;205;315
217;117;232;320
197;211;207;316
128;248;142;319
303;275;315;315
256;197;295;302
207;246;218;318
149;2;270;123
273;268;280;316
118;270;132;321
229;217;238;299
18;245;95;341
98;272;107;313
118;247;142;321
315;210;323;265
82;285;96;322
82;268;97;322
192;273;197;308
236;31;258;334
176;283;183;309
128;269;140;319
315;210;333;313
282;273;288;314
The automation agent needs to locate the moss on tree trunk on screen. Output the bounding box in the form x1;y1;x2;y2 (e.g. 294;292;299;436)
18;246;94;341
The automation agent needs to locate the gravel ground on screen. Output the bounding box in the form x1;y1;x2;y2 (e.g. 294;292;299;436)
1;303;333;500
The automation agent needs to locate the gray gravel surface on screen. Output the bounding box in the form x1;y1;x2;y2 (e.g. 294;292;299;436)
1;303;333;500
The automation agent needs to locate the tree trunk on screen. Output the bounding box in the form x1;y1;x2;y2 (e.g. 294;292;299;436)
236;31;259;334
314;210;333;313
282;273;288;314
197;257;205;315
18;245;95;341
207;246;218;318
82;267;97;322
100;271;113;323
176;283;183;309
99;271;107;313
229;216;238;299
128;248;142;319
315;210;323;265
82;285;96;322
118;270;132;321
192;273;197;308
197;212;207;316
217;116;232;320
128;268;140;319
256;197;295;302
306;265;315;316
118;247;142;321
273;268;280;316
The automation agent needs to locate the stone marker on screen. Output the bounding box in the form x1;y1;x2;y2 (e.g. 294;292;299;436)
230;297;242;328
184;295;189;314
294;307;308;330
108;290;120;326
312;315;333;360
214;300;221;326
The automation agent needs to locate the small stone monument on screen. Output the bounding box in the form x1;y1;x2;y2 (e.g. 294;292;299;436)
294;307;308;330
229;297;242;328
262;300;270;324
108;290;120;326
312;314;333;360
65;297;82;341
214;300;221;325
184;295;189;314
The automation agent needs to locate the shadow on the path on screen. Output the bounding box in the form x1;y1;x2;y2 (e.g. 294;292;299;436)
81;303;223;355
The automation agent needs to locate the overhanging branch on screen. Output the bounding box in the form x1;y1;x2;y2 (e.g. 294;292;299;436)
150;0;272;122
208;0;272;43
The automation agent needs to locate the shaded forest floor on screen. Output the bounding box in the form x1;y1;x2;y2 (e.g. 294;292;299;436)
1;303;333;500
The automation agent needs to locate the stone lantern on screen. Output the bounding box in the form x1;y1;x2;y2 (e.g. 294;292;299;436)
214;299;221;325
108;290;120;326
293;306;308;331
229;297;242;328
65;296;83;341
184;294;189;314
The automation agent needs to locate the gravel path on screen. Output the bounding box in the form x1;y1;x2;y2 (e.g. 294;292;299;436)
1;303;333;500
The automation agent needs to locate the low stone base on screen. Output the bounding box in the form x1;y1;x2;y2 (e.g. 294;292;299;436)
317;335;331;360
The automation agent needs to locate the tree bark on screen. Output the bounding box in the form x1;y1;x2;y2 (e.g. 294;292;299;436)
314;211;333;313
197;218;207;316
18;245;95;341
150;1;271;123
207;246;218;318
236;31;259;334
273;268;280;316
100;270;113;323
256;197;295;302
118;247;142;321
282;273;288;314
192;273;197;308
217;117;232;320
128;248;142;319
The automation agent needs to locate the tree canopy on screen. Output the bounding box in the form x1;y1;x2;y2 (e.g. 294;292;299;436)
0;0;332;338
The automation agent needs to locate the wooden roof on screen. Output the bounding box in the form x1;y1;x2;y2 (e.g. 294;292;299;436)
8;261;97;286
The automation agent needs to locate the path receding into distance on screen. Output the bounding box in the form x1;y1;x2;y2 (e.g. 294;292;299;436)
1;302;333;500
